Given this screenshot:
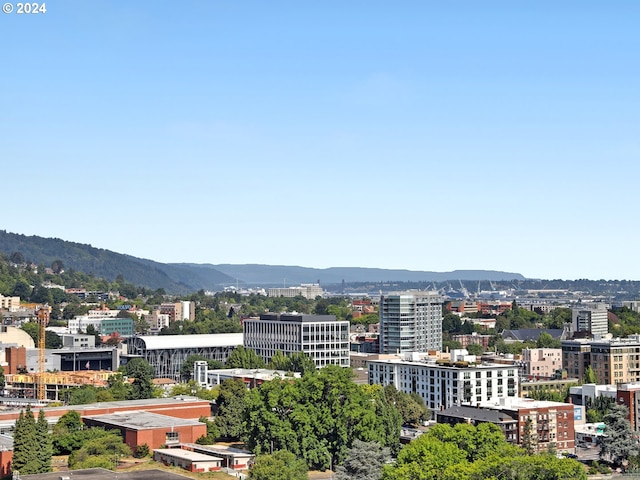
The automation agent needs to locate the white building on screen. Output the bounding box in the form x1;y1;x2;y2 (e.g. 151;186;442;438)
197;367;301;388
67;316;104;334
243;313;350;368
379;291;443;354
368;356;519;412
572;303;608;337
267;283;324;299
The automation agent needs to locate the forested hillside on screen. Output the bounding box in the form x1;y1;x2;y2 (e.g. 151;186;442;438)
0;231;234;293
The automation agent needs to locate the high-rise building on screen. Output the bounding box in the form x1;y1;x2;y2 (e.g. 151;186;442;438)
379;291;443;354
572;303;608;337
243;314;350;368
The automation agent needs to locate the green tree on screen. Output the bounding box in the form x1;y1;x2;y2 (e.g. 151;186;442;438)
215;378;248;440
600;404;639;468
537;332;561;348
336;439;390;480
121;358;154;399
466;343;484;356
381;423;586;480
522;417;537;455
36;409;52;473
105;373;132;401
51;259;64;274
13;407;39;474
12;280;32;298
383;385;430;427
269;350;290;371
196;416;219;445
226;346;266;369
288;352;316;375
68;432;131;470
133;443;150;458
249;450;308;480
244;366;399;470
583;365;598;384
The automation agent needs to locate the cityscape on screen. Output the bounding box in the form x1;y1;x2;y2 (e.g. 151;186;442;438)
0;247;639;479
3;1;639;480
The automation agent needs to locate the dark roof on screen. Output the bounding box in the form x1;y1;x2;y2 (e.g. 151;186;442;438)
22;468;191;480
501;328;563;342
437;405;517;424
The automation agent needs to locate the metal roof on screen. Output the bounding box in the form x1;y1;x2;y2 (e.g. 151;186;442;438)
128;333;243;350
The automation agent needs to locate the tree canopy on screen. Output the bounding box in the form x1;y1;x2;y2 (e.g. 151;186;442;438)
381;423;586;480
244;366;401;470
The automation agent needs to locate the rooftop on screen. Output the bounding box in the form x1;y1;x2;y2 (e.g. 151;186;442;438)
83;411;204;430
22;468;192;480
128;333;243;350
153;448;221;462
478;397;573;410
438;405;517;424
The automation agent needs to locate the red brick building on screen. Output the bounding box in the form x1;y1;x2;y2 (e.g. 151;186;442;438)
479;398;576;453
83;412;207;450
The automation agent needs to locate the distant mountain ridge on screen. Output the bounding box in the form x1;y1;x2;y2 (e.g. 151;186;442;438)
191;264;526;285
0;231;525;293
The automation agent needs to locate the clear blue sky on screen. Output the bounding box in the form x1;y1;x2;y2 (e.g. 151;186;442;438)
2;1;639;280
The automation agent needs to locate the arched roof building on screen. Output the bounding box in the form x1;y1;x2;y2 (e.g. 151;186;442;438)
126;333;243;381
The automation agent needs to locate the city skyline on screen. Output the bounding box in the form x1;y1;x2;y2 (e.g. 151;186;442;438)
2;1;639;280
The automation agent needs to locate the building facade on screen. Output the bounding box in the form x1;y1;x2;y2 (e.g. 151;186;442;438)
563;337;640;385
243;314;349;368
267;283;324;299
126;333;243;380
477;398;577;453
379;291;443;354
572;303;608;337
368;358;519;412
522;348;562;380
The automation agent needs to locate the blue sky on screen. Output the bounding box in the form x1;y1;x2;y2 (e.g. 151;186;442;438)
2;1;639;280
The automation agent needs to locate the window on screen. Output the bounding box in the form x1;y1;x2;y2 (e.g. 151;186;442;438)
166;431;179;444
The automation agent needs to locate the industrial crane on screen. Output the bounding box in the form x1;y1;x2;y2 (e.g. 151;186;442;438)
36;306;49;401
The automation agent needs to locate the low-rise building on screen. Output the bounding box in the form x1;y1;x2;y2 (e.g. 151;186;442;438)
520;378;579;399
437;405;519;444
267;284;324;299
82;412;206;450
478;397;577;453
153;449;222;473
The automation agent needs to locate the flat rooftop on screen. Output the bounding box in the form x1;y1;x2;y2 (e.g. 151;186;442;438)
83;411;204;430
183;443;253;456
22;468;191;480
154;448;221;462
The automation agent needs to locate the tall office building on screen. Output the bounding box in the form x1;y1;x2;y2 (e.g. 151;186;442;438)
379;291;443;354
572;303;608;338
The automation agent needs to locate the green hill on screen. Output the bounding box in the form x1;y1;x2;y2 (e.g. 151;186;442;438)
0;230;234;293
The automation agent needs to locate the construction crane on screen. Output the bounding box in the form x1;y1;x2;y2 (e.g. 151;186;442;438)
36;307;50;401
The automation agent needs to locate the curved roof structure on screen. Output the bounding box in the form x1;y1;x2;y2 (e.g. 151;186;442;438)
128;333;243;350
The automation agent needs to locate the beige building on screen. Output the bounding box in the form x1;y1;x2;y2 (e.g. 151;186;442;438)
522;348;562;380
563;336;640;385
267;283;324;299
0;295;20;312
